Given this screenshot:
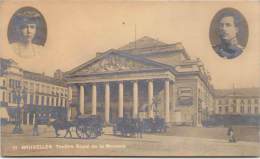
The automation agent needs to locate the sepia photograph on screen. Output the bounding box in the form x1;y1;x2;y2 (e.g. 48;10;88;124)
7;6;47;58
209;7;249;59
0;0;260;157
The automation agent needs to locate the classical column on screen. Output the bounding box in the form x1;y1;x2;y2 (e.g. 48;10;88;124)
92;83;97;115
165;79;170;122
32;113;36;125
44;96;47;106
171;82;176;112
33;94;36;105
38;95;42;106
49;97;52;106
148;80;154;118
105;82;110;123
67;107;71;121
68;86;73;100
118;81;124;118
80;85;85;114
53;97;57;107
58;97;61;106
27;113;30;125
133;81;138;118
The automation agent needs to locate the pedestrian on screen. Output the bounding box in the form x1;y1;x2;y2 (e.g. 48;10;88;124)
137;116;144;138
32;117;39;136
227;126;236;143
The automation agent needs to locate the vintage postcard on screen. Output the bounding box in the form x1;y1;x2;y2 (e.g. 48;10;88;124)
0;0;260;157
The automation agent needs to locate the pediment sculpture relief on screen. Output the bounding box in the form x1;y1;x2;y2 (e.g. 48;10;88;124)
78;55;155;74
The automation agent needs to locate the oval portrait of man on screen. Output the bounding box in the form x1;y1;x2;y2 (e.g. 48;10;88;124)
209;8;248;59
8;7;47;58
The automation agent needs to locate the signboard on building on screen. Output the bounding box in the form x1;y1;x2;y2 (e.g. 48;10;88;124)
177;87;193;106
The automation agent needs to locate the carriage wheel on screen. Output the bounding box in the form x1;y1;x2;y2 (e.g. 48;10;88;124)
76;126;89;139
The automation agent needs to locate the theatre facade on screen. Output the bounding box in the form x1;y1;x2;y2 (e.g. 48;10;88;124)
65;37;215;126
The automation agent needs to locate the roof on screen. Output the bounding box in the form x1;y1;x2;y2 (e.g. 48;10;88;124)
0;58;18;75
23;70;66;87
118;36;167;50
214;88;260;97
117;36;190;60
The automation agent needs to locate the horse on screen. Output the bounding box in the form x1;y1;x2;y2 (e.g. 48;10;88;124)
48;118;74;138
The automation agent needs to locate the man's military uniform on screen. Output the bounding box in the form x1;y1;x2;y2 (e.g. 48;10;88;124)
213;43;244;59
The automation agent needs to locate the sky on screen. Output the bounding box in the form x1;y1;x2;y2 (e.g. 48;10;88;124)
0;0;259;89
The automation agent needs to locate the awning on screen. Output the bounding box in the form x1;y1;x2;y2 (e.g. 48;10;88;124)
0;107;9;119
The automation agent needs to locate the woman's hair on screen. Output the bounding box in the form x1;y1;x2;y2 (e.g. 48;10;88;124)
8;7;47;46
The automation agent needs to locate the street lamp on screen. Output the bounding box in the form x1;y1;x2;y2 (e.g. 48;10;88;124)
12;86;27;134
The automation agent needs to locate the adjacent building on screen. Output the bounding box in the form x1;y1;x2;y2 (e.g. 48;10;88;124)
214;88;260;115
0;58;69;125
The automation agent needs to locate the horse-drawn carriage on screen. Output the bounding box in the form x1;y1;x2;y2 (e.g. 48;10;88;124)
49;114;104;139
112;116;168;137
113;117;143;137
143;117;168;133
75;115;103;139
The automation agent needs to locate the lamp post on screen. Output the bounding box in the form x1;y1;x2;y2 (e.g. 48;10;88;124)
12;86;27;134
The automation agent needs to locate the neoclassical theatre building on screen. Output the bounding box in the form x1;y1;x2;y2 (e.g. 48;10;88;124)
65;37;215;126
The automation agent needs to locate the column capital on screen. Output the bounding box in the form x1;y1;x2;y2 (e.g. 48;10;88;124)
118;81;124;84
144;79;153;83
79;84;85;87
104;81;110;85
129;80;138;83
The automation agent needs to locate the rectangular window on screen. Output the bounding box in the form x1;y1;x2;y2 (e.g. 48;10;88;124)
46;97;49;106
36;84;40;92
12;93;16;104
23;81;28;89
51;98;54;106
30;94;34;105
219;107;222;113
248;99;251;105
233;99;236;104
225;99;229;105
56;97;59;106
41;96;44;105
255;107;259;114
17;81;21;88
30;83;34;92
2;91;5;102
225;107;229;113
240;106;244;113
9;79;12;88
35;95;39;105
3;80;5;87
42;85;45;93
255;99;259;104
218;100;222;105
248;106;251;113
233;105;236;113
9;93;11;103
60;98;63;107
47;86;50;94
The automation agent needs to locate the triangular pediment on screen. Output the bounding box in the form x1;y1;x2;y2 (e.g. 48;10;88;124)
67;52;169;76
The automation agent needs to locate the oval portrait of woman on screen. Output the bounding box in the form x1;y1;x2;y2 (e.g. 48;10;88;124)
8;7;47;58
209;8;248;59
